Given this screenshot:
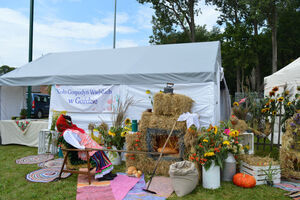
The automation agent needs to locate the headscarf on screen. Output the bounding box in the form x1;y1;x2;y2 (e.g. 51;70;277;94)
56;114;85;134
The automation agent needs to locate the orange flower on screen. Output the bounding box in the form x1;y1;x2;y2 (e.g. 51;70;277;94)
269;91;275;96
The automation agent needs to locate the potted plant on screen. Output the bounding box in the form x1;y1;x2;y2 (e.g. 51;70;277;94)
20;108;27;119
261;162;279;186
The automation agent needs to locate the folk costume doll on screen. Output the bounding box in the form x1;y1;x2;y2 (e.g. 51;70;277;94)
56;114;116;181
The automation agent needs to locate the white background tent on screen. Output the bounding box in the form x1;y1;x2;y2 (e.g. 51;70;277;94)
0;41;231;130
0;86;25;120
264;57;300;144
264;57;300;96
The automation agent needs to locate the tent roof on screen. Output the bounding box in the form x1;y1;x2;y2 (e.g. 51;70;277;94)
0;41;221;86
264;57;300;93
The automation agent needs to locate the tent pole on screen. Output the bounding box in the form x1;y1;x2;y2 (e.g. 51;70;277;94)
27;0;34;118
113;0;117;49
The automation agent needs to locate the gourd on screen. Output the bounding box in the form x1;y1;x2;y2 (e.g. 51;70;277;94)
233;173;256;188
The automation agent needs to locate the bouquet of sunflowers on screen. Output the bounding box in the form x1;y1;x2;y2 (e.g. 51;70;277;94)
193;124;245;170
193;125;228;170
98;118;132;155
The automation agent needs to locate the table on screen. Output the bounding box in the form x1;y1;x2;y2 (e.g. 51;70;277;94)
0;120;48;147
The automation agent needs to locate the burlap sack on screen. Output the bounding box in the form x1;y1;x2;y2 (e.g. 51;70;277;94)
169;161;198;197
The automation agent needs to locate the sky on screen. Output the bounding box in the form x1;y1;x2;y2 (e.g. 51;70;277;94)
0;0;220;67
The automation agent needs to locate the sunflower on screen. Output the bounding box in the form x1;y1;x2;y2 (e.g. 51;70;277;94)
265;102;270;107
233;102;239;107
269;99;275;103
121;131;127;137
287;102;292;106
272;111;277;116
146;90;151;94
277;97;284;102
261;108;266;113
223;141;230;145
213;126;218;134
124;118;131;125
108;131;116;137
203;139;208;143
204;152;215;157
272;86;279;92
269;91;275;96
284;90;290;96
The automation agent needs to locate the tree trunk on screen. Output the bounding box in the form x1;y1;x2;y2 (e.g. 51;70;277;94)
236;66;241;93
188;0;195;42
253;21;261;91
271;6;278;73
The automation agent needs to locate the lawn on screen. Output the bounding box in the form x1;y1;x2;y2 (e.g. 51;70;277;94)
0;145;289;200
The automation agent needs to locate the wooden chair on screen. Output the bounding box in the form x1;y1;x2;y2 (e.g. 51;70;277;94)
58;146;93;185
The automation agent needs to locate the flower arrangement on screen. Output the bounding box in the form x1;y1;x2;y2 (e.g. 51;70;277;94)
192;123;246;170
193;125;228;170
97;118;132;155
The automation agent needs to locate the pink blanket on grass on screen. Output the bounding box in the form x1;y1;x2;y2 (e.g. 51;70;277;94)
76;169;140;200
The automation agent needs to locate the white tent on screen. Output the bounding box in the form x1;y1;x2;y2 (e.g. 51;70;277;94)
264;57;300;144
264;57;300;96
0;41;231;129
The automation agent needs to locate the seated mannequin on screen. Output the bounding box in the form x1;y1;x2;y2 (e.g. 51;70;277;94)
56;114;116;181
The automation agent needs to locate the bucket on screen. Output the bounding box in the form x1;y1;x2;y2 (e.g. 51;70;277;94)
202;160;220;189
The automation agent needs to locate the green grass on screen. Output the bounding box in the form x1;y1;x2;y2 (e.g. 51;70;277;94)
0;145;289;200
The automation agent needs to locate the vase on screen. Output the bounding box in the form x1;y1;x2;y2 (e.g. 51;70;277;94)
202;160;220;189
107;146;122;165
222;152;236;181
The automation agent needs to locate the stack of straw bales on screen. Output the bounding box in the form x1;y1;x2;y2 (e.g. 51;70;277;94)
126;92;200;176
280;114;300;179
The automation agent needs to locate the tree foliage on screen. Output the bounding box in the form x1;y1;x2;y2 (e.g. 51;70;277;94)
0;65;15;76
138;0;201;42
137;0;300;95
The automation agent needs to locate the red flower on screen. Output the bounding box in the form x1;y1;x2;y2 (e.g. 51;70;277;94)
190;156;195;160
135;139;140;142
196;157;199;161
130;157;135;160
235;141;239;144
193;153;196;156
135;143;139;146
107;146;111;149
137;147;142;151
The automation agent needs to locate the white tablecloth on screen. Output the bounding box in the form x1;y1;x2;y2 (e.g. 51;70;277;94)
0;120;48;147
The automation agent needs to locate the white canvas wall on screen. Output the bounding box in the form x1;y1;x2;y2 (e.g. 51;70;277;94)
0;86;26;120
48;83;218;131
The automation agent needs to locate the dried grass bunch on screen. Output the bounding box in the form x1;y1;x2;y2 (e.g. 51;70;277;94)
112;95;135;129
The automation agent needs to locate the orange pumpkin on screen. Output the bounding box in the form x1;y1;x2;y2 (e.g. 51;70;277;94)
233;173;256;188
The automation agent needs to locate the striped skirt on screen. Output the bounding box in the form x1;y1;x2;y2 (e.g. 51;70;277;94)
91;151;113;179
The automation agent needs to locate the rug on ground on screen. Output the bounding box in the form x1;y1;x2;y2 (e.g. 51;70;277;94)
76;169;140;200
26;167;71;183
274;181;300;192
16;154;54;165
38;158;64;168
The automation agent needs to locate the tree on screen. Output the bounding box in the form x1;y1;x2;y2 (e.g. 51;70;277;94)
138;0;201;42
0;65;15;76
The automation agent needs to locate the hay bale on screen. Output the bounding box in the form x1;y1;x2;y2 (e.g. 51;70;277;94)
238;154;278;166
280;115;300;179
153;93;193;116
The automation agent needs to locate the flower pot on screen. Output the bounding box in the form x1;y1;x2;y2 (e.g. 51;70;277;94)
222;152;236;181
202;160;220;189
266;180;274;186
107;146;122;165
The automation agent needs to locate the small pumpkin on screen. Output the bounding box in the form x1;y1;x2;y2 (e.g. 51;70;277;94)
233;173;256;188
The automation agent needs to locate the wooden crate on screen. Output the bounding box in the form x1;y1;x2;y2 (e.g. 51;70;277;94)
240;161;281;185
239;132;254;154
